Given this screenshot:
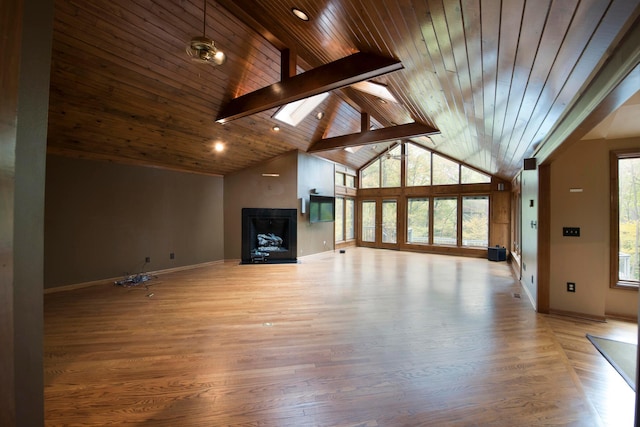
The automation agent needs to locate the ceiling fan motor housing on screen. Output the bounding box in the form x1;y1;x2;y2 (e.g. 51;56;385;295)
188;36;225;65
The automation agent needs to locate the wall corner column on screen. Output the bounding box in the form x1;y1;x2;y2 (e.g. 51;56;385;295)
1;0;53;425
537;164;551;313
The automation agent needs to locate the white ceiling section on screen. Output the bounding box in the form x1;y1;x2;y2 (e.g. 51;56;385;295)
582;91;640;140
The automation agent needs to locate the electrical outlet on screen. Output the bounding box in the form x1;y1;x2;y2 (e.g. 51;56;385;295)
567;282;576;292
145;256;151;263
563;227;580;237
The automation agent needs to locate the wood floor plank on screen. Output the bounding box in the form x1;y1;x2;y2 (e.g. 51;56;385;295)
44;248;635;426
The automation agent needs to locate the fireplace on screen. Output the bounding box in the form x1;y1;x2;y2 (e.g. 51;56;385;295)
241;208;297;264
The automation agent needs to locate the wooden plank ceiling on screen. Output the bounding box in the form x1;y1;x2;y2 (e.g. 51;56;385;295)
47;0;640;178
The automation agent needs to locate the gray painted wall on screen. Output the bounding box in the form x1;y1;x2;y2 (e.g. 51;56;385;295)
44;155;224;288
2;0;53;423
297;153;336;256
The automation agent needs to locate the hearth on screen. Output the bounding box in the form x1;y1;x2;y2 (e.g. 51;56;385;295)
241;208;297;264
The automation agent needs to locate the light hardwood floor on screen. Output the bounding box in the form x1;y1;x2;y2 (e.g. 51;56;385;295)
44;248;637;426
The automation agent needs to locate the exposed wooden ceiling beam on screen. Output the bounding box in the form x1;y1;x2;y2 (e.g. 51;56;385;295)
360;112;371;131
307;122;440;153
215;52;403;123
281;48;296;81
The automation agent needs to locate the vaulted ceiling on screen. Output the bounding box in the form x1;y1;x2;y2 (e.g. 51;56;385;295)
47;0;640;179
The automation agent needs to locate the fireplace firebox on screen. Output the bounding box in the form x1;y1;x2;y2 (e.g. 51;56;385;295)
241;208;297;264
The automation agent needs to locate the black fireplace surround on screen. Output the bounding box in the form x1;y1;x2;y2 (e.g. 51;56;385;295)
241;208;297;264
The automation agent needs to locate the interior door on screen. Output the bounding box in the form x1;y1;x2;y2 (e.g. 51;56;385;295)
360;198;399;249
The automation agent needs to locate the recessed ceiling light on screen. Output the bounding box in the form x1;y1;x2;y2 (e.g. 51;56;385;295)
214;142;225;152
272;125;280;131
315;111;324;120
291;7;309;21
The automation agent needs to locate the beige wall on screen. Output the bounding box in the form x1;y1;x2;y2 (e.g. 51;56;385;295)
46;149;336;286
223;151;299;260
550;136;640;318
44;155;225;288
223;150;336;260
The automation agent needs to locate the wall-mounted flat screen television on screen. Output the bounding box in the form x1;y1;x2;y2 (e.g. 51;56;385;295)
309;195;335;223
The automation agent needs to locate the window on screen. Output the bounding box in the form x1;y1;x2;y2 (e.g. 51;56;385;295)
361;159;380;189
406;143;431;187
382;200;398;243
336;170;356;188
361;201;376;242
433;197;457;245
335;197;345;241
334;197;355;243
381;145;402;188
361;145;402;188
511;175;522;258
407;198;429;244
611;151;640;288
345;175;355;188
357;142;497;251
462;196;489;247
432;154;459;185
461;166;491;184
345;199;355;240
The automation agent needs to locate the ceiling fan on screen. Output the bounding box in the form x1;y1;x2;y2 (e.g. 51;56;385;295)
373;143;405;160
186;0;226;65
384;151;406;160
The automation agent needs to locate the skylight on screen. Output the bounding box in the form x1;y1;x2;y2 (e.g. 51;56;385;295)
273;92;329;127
351;81;398;103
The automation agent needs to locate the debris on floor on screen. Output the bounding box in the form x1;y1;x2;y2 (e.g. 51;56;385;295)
114;273;153;287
